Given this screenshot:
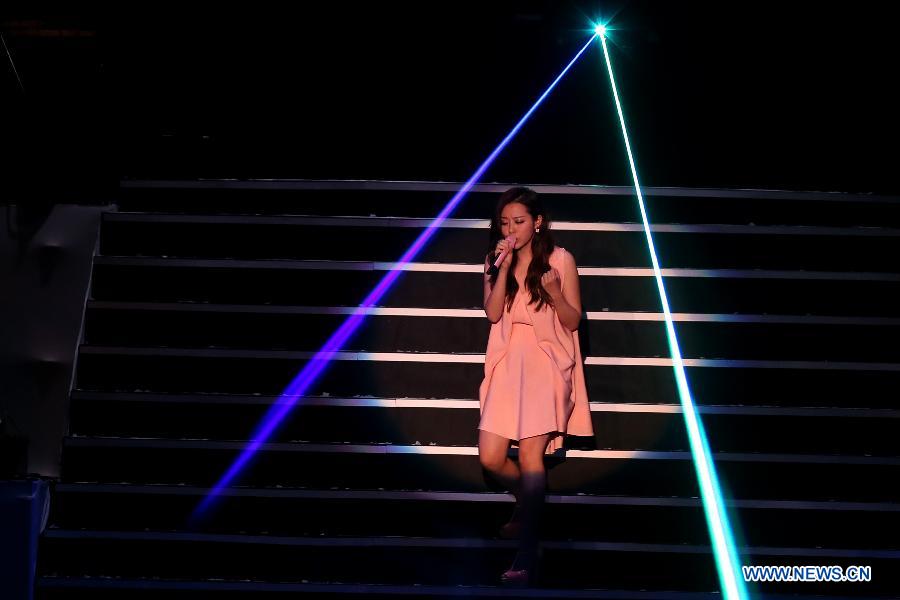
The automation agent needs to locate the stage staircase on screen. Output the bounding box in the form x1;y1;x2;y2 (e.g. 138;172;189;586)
35;180;900;599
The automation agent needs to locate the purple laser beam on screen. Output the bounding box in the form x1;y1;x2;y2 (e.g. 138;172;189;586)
192;33;598;520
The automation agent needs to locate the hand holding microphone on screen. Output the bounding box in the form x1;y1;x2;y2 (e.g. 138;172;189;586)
488;235;517;276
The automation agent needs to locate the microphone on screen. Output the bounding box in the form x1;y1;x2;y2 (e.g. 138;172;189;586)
488;235;517;276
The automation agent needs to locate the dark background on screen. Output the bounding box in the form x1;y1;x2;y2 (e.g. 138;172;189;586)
3;1;898;200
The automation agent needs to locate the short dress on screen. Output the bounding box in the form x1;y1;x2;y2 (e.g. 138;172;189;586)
478;246;594;456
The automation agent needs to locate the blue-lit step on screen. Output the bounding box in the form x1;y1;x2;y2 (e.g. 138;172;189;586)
47;483;900;550
67;392;900;456
83;302;900;362
98;214;900;272
73;348;900;409
59;437;900;502
89;259;900;317
35;528;899;595
117;180;900;228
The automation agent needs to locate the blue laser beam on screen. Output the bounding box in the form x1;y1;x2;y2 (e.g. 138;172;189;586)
596;30;749;600
191;33;598;521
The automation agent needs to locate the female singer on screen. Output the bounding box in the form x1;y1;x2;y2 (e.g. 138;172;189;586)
478;186;594;586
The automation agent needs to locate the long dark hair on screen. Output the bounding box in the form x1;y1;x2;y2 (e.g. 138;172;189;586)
486;187;556;313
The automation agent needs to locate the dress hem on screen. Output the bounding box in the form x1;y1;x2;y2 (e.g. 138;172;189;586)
477;426;564;445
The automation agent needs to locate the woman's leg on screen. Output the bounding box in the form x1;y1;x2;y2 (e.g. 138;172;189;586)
478;429;522;503
510;432;553;571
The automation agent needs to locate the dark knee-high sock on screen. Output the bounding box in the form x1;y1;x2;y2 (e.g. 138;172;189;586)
512;467;545;569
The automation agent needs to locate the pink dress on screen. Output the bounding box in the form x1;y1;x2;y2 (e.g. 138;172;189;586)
478;246;594;455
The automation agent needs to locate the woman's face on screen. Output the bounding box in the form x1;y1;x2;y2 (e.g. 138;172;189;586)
500;202;543;250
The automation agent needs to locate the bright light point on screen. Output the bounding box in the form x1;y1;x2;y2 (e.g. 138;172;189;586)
190;33;599;523
594;24;607;36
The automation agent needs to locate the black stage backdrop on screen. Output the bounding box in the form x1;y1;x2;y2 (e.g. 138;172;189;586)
3;0;898;198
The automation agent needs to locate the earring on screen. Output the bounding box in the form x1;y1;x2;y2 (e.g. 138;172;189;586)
535;227;540;233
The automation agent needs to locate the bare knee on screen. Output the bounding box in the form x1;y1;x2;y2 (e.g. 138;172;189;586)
518;454;545;474
478;429;511;472
479;449;508;472
517;434;551;472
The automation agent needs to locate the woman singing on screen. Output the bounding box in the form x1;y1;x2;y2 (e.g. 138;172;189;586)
478;186;594;586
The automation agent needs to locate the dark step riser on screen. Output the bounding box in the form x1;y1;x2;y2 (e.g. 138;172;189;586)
33;536;714;590
116;187;900;228
85;307;900;362
60;446;899;501
74;354;900;410
69;400;900;456
49;490;900;549
91;264;900;318
37;536;898;594
100;221;900;272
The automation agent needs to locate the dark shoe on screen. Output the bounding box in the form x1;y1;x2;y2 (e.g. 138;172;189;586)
500;551;540;587
500;566;533;587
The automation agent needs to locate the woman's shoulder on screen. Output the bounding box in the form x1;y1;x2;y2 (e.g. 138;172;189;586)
549;245;571;264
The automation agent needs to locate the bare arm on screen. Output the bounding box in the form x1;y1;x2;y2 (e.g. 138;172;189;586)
483;255;510;323
548;251;582;331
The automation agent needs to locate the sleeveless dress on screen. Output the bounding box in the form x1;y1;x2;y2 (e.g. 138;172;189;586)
478;246;594;456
